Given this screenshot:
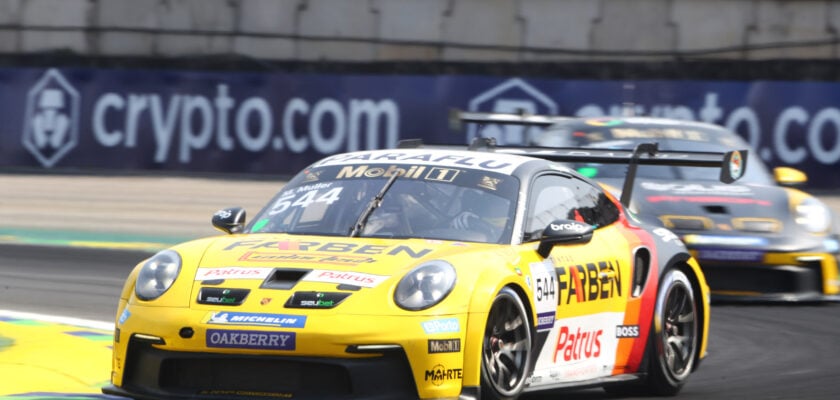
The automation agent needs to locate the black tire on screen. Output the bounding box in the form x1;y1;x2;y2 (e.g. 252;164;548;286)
646;268;699;395
480;287;533;400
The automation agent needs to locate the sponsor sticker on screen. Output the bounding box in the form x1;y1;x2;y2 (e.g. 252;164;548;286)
424;364;463;386
421;318;460;334
223;239;432;259
682;235;768;247
697;248;765;262
118;308;131;325
428;339;461;354
616;324;640;338
531;312;624;384
284;291;349;309
206;312;306;328
206;329;295;350
729;150;744;178
197;288;250;305
239;251;376;265
317;150;521;174
536;312;556;330
195;267;273;281
554;326;603;362
302;269;388;288
554;260;622;305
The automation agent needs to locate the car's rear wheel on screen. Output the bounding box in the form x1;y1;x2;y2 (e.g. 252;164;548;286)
480;287;532;400
647;268;698;395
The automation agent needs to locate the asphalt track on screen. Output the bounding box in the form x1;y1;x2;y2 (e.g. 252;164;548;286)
2;173;840;399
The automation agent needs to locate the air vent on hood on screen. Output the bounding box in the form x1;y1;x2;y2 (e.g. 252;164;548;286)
261;269;312;290
732;217;781;233
660;215;712;231
703;205;729;214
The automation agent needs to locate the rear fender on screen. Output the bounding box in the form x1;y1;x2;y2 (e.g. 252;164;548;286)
647;227;710;366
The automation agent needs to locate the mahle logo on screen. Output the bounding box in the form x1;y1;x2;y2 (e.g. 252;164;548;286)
467;78;557;145
23;69;80;167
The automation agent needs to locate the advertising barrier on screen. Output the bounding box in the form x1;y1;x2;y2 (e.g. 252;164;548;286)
1;68;838;188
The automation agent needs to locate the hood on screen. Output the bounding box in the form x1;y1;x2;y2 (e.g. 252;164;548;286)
169;233;507;316
633;180;789;224
195;233;503;270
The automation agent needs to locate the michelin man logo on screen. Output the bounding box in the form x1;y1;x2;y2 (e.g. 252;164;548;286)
467;78;557;145
22;69;80;167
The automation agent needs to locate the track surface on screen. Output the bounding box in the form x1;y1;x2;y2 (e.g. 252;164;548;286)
2;244;839;400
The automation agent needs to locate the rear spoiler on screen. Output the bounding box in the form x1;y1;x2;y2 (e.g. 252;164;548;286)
398;138;748;208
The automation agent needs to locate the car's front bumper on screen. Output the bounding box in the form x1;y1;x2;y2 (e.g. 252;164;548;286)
694;250;840;301
104;302;479;400
103;339;417;399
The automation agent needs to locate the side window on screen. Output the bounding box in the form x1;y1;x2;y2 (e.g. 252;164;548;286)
573;181;619;227
525;175;578;239
524;174;619;240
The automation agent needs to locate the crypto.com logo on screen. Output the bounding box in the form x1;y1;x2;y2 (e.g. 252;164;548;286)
22;69;80;168
466;78;557;145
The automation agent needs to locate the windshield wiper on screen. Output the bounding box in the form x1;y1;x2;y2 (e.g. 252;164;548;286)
349;173;400;237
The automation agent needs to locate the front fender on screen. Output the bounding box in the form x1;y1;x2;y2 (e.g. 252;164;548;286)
461;259;536;389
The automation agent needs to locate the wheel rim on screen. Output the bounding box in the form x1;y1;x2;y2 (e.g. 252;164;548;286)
482;292;531;397
660;281;697;381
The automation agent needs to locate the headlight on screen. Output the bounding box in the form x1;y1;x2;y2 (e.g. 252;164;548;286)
135;250;182;301
394;261;456;310
794;197;832;233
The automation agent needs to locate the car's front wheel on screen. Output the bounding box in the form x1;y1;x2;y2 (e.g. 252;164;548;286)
480;287;532;400
647;268;699;395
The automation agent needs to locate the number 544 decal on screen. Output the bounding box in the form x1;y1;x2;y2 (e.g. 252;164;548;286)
269;186;344;215
529;259;558;331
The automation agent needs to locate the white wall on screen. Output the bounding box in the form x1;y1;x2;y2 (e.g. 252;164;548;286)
1;0;837;61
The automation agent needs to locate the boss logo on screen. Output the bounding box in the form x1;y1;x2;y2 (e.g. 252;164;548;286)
616;324;640;338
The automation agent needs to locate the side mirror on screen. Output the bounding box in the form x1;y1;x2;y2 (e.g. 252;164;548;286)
212;207;246;234
536;219;594;258
773;166;808;187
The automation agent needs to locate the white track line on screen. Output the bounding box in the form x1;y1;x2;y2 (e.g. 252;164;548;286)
0;309;113;331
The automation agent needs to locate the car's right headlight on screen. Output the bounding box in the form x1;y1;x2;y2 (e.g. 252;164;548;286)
794;197;832;234
135;250;181;301
394;261;456;311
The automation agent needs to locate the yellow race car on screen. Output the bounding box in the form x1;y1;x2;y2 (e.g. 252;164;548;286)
104;139;744;399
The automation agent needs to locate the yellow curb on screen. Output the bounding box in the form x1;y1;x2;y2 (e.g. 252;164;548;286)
0;315;113;395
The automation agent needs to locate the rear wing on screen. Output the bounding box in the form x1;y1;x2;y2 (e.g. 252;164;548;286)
399;138;748;208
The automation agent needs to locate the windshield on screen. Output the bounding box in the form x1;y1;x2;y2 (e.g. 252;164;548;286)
247;164;519;244
534;123;774;185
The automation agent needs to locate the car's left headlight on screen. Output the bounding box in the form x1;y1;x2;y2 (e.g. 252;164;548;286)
394;260;456;310
794;197;832;234
135;250;182;301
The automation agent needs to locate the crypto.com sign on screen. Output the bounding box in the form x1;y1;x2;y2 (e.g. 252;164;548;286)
466;78;557;145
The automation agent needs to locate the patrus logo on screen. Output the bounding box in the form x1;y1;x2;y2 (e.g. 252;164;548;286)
23;69;80;167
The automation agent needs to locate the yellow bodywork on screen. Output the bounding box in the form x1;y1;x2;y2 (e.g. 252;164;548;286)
109;229;711;398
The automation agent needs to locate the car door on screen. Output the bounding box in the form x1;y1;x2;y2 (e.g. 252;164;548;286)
524;172;635;385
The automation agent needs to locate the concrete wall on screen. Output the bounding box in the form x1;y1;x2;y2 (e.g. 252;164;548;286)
1;0;838;61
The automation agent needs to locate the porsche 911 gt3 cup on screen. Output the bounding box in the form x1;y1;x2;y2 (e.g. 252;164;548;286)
453;110;840;302
104;139;745;399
